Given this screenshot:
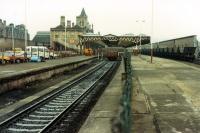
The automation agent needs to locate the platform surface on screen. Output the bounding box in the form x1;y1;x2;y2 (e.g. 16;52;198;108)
132;55;200;133
0;56;94;79
79;62;123;133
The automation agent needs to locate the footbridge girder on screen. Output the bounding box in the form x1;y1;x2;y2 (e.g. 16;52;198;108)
79;34;150;48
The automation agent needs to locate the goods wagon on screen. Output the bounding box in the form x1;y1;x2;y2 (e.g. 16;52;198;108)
141;35;199;61
102;47;125;61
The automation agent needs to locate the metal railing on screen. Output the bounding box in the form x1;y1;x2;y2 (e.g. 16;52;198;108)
112;50;133;133
120;50;133;133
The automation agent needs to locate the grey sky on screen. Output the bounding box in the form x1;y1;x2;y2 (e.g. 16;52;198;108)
1;0;200;42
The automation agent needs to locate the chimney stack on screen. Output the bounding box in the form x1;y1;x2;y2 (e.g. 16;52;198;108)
60;16;65;26
67;20;71;28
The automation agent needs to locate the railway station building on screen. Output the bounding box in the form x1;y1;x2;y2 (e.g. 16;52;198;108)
50;8;94;51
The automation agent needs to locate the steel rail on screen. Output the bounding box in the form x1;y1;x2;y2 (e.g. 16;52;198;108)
0;61;109;132
40;62;117;132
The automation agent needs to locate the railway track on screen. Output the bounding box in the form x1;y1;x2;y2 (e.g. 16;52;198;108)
0;61;119;133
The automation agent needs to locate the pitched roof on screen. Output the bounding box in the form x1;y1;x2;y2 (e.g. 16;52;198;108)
55;25;65;29
36;31;50;35
50;25;65;31
80;8;87;17
32;34;50;43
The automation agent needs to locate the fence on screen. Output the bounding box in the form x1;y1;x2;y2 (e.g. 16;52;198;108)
112;50;133;133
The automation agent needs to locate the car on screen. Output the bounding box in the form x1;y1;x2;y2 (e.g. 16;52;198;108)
30;54;45;62
0;51;22;64
15;52;30;63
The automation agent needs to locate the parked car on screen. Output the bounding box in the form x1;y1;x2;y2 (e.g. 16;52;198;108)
15;51;30;62
30;54;45;62
0;51;30;64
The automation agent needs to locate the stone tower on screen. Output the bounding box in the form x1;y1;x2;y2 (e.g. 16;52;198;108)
76;8;89;29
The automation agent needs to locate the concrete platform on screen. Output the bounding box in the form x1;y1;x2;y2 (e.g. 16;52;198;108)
132;55;200;133
79;60;156;133
78;62;124;133
0;60;99;119
131;75;156;133
0;56;93;78
0;56;95;94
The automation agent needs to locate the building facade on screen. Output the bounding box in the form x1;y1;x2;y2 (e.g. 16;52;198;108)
0;19;29;40
0;19;6;38
50;8;93;50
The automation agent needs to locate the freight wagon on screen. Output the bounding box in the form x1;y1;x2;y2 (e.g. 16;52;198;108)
101;47;125;61
141;35;199;61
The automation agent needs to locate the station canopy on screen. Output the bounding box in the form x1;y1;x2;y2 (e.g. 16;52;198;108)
79;33;150;48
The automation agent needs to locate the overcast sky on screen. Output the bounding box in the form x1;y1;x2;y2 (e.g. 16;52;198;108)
1;0;200;42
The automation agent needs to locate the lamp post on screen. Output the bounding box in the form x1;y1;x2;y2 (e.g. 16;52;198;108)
11;26;15;52
24;0;27;56
64;24;66;51
136;20;145;55
25;28;27;52
151;0;154;63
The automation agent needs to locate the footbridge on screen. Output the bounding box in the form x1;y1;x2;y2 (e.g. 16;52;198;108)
78;34;150;51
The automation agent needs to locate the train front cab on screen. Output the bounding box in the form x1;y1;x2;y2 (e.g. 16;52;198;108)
84;48;93;56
